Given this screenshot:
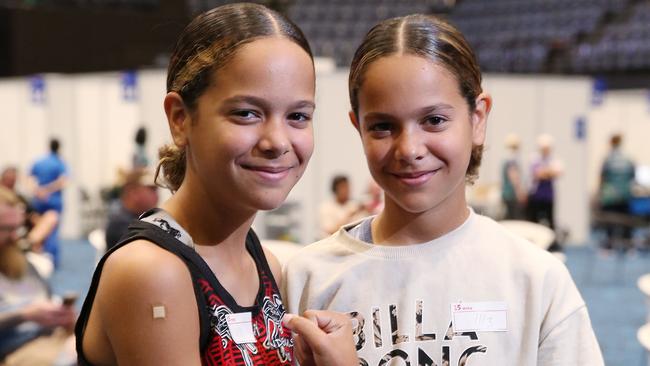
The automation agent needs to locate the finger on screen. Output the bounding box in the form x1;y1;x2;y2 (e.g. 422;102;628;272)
283;314;326;351
303;310;350;333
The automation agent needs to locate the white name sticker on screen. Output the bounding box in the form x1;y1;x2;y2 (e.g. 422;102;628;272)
450;302;508;333
225;312;256;344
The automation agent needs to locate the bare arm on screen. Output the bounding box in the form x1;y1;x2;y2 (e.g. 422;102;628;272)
95;240;202;366
27;210;59;250
42;175;67;195
534;162;563;180
30;175;67;200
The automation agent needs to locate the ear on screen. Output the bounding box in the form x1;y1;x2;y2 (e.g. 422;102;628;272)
471;92;492;146
163;92;191;148
348;110;361;133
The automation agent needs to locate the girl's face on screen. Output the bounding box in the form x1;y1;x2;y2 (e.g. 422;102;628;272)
169;37;315;213
351;54;489;218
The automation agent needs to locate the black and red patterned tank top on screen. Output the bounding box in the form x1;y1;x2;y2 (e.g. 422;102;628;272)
75;209;293;366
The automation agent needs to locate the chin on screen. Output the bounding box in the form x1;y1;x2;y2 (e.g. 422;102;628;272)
398;201;438;215
252;192;291;211
391;193;446;214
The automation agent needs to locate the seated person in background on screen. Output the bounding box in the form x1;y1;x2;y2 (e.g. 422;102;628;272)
319;175;366;238
104;169;159;252
1;166;59;255
0;186;76;365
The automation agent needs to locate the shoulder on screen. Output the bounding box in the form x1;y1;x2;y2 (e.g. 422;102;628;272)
92;240;201;363
31;158;44;170
284;233;352;274
471;215;583;304
471;214;564;272
98;239;195;304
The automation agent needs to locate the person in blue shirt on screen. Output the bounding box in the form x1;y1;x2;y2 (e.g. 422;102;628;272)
598;133;636;249
30;138;68;268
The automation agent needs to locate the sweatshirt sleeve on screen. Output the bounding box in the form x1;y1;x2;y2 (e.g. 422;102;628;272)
537;259;604;365
537;306;604;365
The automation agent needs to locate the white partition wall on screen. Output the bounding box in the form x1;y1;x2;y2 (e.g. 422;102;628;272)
0;79;29;168
5;69;649;246
74;75;110;197
48;75;79;238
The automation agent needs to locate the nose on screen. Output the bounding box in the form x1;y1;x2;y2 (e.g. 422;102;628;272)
258;117;290;158
394;128;425;163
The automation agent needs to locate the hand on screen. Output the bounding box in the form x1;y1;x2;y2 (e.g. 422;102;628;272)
22;301;76;329
34;187;49;201
283;310;358;366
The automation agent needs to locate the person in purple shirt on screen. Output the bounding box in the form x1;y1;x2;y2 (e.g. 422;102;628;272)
527;134;563;233
30;138;68;268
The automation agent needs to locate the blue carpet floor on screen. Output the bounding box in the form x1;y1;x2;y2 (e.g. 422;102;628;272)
564;246;649;366
51;239;649;366
48;239;96;313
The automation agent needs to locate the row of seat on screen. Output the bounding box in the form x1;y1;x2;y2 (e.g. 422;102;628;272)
454;0;624;16
183;0;650;73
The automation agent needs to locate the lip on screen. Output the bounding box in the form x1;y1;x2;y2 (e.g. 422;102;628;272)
391;169;439;186
242;164;293;182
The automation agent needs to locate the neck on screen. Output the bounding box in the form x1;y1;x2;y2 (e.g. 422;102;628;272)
162;176;255;249
372;189;469;245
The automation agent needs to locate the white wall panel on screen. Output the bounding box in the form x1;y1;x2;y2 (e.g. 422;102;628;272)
47;75;80;238
103;73;140;184
4;69;649;246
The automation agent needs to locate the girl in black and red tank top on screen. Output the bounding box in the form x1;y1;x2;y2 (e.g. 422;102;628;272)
76;209;293;365
74;3;324;365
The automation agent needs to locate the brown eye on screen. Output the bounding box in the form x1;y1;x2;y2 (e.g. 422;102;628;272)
288;113;311;122
368;122;392;132
232;110;258;119
424;116;446;126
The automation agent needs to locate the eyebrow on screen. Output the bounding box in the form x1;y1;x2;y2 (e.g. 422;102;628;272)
364;103;455;120
223;95;315;110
